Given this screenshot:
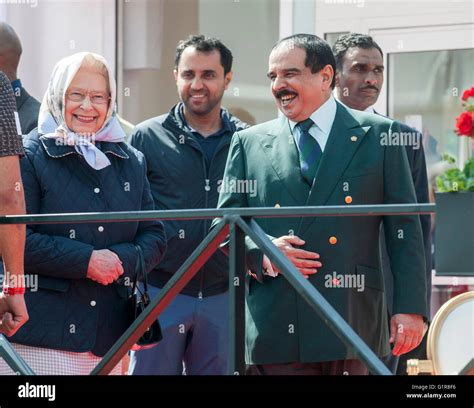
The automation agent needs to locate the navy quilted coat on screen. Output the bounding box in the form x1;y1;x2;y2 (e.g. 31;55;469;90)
6;130;166;357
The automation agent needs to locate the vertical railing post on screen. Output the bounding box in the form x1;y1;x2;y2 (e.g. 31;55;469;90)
228;217;246;375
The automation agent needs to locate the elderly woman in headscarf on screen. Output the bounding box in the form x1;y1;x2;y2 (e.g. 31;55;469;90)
0;52;166;375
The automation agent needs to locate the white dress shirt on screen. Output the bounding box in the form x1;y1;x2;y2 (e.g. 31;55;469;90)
288;95;337;153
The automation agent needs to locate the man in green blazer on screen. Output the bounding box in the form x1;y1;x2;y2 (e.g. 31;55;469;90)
215;34;428;375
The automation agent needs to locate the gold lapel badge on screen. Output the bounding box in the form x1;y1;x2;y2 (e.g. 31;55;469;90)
350;136;358;142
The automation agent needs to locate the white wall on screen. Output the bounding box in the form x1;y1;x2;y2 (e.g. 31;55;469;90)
199;0;280;124
121;0;199;124
2;0;116;102
314;0;473;36
121;0;280;125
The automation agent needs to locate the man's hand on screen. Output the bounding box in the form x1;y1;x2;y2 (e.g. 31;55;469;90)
271;235;321;279
390;313;427;356
87;249;124;285
0;293;29;336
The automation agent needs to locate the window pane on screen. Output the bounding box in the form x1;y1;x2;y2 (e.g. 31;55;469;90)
389;49;474;167
199;0;280;124
324;32;349;48
122;0;279;125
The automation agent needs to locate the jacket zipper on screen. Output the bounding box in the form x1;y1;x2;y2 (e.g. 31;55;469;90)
198;137;231;300
198;151;209;301
166;119;207;300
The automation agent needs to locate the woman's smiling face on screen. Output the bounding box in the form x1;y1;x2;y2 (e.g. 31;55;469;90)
64;66;110;135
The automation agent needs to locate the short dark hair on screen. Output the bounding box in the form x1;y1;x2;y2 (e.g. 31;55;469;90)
174;35;233;75
273;33;336;89
332;33;383;72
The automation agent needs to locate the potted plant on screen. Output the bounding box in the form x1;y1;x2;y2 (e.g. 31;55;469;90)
434;87;474;276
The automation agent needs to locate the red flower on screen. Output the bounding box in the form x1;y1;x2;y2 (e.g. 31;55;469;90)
462;87;474;101
455;111;473;136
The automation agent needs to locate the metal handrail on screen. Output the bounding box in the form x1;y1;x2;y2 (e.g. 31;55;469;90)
0;203;434;376
0;203;435;225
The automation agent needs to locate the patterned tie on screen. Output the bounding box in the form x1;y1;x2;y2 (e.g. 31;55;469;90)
297;118;322;185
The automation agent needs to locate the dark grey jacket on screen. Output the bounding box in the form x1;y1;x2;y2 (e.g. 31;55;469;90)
131;104;248;297
15;86;40;135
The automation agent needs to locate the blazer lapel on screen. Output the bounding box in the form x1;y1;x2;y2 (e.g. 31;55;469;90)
258;117;310;204
299;102;371;235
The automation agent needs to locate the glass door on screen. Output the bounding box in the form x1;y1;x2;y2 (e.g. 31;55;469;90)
372;25;474;166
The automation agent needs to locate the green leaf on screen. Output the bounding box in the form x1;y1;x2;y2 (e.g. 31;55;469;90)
463;157;474;179
441;153;456;164
466;177;474;191
436;168;467;192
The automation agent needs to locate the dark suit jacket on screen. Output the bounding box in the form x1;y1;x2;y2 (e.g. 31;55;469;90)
376;117;432;317
15;86;40;135
215;101;428;364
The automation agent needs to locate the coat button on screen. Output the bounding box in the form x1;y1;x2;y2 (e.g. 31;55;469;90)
90;300;96;307
98;226;104;232
94;188;100;193
345;196;353;204
329;236;338;245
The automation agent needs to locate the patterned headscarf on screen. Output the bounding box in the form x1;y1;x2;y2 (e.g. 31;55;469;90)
38;52;125;170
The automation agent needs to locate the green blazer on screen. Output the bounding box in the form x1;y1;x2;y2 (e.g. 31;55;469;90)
215;102;428;365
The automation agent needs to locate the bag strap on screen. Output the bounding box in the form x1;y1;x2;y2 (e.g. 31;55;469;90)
132;244;148;299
